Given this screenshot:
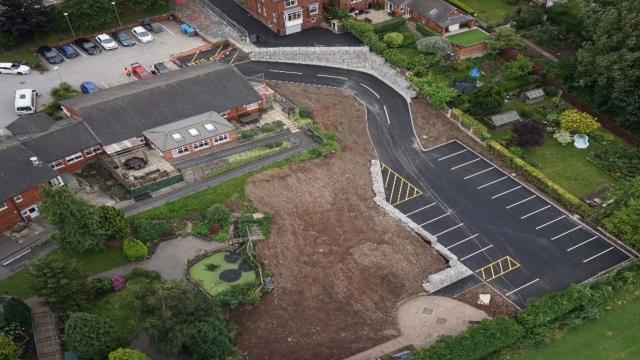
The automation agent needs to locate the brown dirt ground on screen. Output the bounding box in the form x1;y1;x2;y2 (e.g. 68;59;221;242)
231;83;447;360
454;283;518;318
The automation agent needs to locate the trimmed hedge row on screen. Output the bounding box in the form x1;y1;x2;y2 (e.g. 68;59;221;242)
452;108;492;141
486;140;596;220
416;22;438;37
373;16;406;33
445;0;476;15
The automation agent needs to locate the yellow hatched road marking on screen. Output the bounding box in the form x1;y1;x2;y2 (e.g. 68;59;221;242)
476;256;520;281
381;163;423;206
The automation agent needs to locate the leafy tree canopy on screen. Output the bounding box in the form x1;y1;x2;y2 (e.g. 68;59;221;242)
417;36;452;56
29;254;87;313
98;206;129;240
410;73;458;111
487;27;525;54
187;317;234;360
2;297;32;330
0;0;53;38
60;0;116;32
65;312;118;359
469;85;503;116
0;334;19;360
505;55;533;80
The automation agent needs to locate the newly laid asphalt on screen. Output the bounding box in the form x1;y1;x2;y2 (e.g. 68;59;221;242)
235;61;634;307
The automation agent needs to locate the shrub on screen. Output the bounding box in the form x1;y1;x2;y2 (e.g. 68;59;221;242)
416;22;438;37
112;276;126;292
469;85;503;116
265;140;284;149
98;206;129;240
411;317;524;360
508;146;525;158
559;109;599;134
123;237;148;261
131;267;148;278
0;334;19;360
515;5;545;29
108;348;150;360
240;129;257;140
512;120;546;148
0;32;17;50
65;312;118;360
410;73;458;111
214;281;261;310
553;129;573;145
132;219;172;243
2;297;32;330
202;204;231;227
326;6;348;19
417;36;452;55
452;109;492;141
260;123;274;133
534;97;567;126
214;231;230;243
372;16;405;33
209;223;222;235
205;263;220;272
272;120;285;129
298;106;314;119
383;32;404;48
505;55;534;79
487;27;525;54
590;130;614;145
89;276;113;297
187;317;234;360
543;85;558;96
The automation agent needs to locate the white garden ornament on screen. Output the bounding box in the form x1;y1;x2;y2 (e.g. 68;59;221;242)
573;134;590;149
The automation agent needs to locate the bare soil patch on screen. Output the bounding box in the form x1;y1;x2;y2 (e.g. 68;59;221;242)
231;83;446;360
454;284;518;318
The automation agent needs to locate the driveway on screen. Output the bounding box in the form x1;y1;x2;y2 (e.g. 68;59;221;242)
205;0;361;47
0;21;207;129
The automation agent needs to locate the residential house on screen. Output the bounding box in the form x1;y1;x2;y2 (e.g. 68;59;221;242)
407;0;475;35
0;144;63;232
326;0;379;12
247;0;324;35
384;0;411;16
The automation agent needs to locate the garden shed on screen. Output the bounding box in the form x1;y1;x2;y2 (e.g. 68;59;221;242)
523;88;545;105
485;110;522;129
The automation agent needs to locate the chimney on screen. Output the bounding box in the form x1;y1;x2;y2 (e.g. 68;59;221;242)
29;156;40;166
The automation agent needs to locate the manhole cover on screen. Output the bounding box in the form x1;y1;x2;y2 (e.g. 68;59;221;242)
436;318;447;325
219;269;241;283
238;261;252;272
19;81;25;85
224;253;239;263
422;308;433;315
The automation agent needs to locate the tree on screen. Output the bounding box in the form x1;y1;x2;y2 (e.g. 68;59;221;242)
604;178;640;248
469;85;503;116
108;348;151;360
131;280;218;354
487;27;525;54
0;334;19;360
512;120;546;148
187;318;234;360
41;186;106;253
122;0;168;11
29;255;87;313
122;237;148;261
417;36;452;56
410;73;458;111
202;204;231;227
559;109;599;134
505;55;533;79
65;312;118;360
0;0;53;38
383;32;403;48
60;0;115;31
98;206;129;240
574;0;640;133
2;297;32;330
514;5;544;29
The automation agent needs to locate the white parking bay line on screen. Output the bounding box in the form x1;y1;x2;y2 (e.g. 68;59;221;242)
506;195;536;209
492;186;522;199
383;105;390;125
477;176;508;189
318;74;348;80
437;149;467;161
435;223;464;237
160;24;175;35
536;215;566;230
521;205;551;219
583;247;615;263
71;44;86;57
567;236;598;252
420;212;450;226
270;69;302;75
551;226;581;240
447;234;479;249
464;167;493;179
459;245;494;261
360;83;380;98
505;278;540;296
451;158;480;170
405;202;436;216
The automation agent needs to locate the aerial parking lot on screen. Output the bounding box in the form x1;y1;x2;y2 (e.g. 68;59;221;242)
0;21;207;129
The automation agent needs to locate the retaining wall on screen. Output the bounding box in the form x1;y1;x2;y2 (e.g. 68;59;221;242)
249;46;417;101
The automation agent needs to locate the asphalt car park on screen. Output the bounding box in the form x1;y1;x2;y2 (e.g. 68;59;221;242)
0;21;207;129
384;140;632;307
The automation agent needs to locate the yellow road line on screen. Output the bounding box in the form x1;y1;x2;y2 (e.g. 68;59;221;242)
384;168;391;188
381;162;423;206
389;175;398;203
476;256;520;281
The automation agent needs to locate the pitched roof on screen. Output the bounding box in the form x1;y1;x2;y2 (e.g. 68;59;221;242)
21;122;99;163
6;113;55;136
62;62;261;146
487;110;522;127
143;111;236;151
409;0;474;27
0;144;58;200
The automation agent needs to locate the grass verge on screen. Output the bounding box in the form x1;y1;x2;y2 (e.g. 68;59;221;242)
446;28;489;47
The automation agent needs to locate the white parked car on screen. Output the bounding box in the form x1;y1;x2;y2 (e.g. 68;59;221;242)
131;26;154;43
0;62;31;75
95;34;118;50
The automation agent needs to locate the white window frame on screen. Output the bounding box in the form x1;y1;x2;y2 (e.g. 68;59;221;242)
246;101;260;110
0;202;7;211
50;160;64;169
286;10;302;23
214;133;229;144
14;194;23;203
285;0;297;7
309;3;319;15
193;139;210;151
65;152;83;164
84;145;102;157
172;145;190;158
220;110;229;118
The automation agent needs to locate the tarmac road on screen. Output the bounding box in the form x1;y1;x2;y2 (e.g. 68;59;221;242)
236;61;633;307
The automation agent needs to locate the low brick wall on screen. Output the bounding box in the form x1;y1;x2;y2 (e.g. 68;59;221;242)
454;42;488;59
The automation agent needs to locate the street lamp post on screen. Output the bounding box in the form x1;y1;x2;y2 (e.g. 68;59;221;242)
63;12;76;39
53;66;63;83
111;2;122;27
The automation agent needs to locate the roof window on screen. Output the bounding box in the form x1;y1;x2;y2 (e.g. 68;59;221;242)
171;133;184;141
204;123;216;132
188;128;200;137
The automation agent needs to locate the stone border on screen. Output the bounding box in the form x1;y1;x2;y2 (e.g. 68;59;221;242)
370;160;472;293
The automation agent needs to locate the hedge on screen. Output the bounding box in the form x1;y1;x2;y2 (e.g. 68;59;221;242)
373;16;406;33
452;108;492;141
445;0;476;15
486;140;596;220
131;219;173;243
122;237;148;261
416;22;438;37
411;317;524;360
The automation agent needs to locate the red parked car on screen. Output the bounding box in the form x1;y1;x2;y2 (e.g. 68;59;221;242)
130;62;152;80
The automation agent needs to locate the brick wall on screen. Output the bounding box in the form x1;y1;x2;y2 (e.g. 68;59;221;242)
0;187;43;232
162;130;238;161
329;0;379;11
50;145;102;174
247;0;324;35
410;11;445;35
454;42;488;59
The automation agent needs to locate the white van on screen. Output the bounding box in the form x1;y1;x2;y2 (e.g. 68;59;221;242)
15;89;37;115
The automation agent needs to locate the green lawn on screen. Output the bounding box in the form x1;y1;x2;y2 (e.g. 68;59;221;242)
0;245;128;299
189;252;256;296
458;0;517;25
446;28;489;47
514;299;640;360
522;132;619;197
88;277;151;345
0;48;41;68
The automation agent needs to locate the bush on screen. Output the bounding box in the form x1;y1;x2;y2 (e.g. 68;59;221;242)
417;36;452;55
240;129;257;140
383;32;404;48
590;130;614;145
65;312;118;360
505;55;534;79
122;237;148;261
0;334;19;360
515;5;545;29
202;204;231;228
543;85;558;96
508;146;525;158
214;281;261;310
187;317;234;360
373;16;405;33
298;106;314;119
416;22;438;37
452;109;492;141
559;109;599;134
132;219;172;243
410;73;458;111
512;120;546;148
469;85;503;116
2;297;32;330
553;129;573;145
89;276;113;297
98;206;129;240
112;276;126;292
411;317;524;360
108;348;150;360
265;140;284;149
209;223;222;235
214;231;230;243
326;6;348;19
0;32;17;50
260;123;274;133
